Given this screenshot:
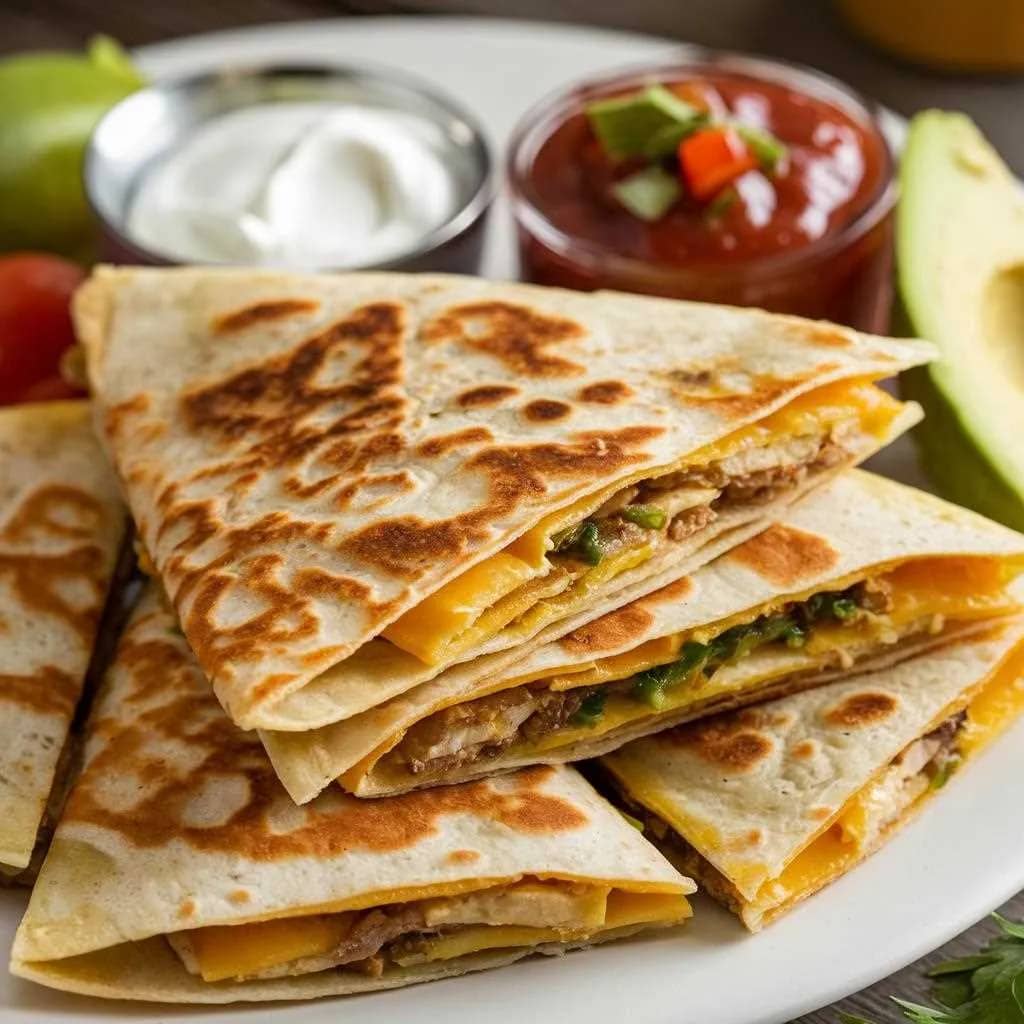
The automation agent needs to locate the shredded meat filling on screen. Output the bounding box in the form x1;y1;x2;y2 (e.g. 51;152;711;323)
669;504;718;541
333;906;429;967
553;430;854;565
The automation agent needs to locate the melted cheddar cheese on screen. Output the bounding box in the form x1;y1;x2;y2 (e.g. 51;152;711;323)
381;378;903;666
176;879;692;982
188;914;356;982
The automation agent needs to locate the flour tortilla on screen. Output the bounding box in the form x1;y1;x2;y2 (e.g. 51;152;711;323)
0;400;125;875
262;471;1024;800
76;266;931;732
602;616;1024;930
10;587;692;1003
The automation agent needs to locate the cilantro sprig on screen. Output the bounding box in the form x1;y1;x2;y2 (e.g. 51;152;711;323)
838;914;1024;1023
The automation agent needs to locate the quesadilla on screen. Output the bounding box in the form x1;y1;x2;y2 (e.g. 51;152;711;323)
76;266;930;735
0;400;125;880
263;471;1024;799
601;615;1024;930
10;586;694;1003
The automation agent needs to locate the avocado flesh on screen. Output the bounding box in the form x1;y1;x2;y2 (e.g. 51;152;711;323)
898;110;1024;531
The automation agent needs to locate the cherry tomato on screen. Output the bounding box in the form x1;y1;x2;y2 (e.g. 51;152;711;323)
0;252;86;405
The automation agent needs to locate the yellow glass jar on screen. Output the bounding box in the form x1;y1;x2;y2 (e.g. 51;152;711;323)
838;0;1024;72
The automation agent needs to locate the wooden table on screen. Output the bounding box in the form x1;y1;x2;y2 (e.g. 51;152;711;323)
3;2;1023;1020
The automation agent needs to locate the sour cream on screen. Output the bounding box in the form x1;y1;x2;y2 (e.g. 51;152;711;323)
127;102;459;268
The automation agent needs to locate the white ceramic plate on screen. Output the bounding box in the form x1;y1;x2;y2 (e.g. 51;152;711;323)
2;17;1018;1024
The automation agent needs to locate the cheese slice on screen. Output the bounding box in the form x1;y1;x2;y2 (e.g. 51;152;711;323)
179;880;691;983
381;377;902;666
188;914;356;983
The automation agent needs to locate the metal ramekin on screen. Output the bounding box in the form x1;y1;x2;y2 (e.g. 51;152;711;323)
84;62;495;274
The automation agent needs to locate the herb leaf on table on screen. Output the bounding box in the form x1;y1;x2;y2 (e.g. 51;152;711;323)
836;915;1024;1023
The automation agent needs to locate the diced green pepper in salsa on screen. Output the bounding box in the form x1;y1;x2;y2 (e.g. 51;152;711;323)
584;81;788;221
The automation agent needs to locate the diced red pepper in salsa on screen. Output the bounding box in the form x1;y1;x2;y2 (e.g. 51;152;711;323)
678;127;758;201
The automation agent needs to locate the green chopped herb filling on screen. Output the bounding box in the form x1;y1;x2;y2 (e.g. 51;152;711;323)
552;519;605;565
626;584;871;706
570;690;608;727
620;503;668;530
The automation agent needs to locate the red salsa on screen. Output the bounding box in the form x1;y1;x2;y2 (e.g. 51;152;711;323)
509;63;896;331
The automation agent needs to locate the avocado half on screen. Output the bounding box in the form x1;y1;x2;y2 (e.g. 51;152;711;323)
899;110;1024;531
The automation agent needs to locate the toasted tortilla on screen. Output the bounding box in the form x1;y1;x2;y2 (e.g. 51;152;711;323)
76;266;931;733
261;471;1024;800
0;400;125;876
10;586;693;1003
601;616;1024;930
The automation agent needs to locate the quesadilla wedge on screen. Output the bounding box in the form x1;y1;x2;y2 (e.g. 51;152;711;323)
10;586;694;1003
76;266;930;733
0;400;125;880
600;614;1024;930
262;471;1024;800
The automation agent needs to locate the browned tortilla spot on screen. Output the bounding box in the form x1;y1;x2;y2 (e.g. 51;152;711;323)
824;691;899;728
447;849;481;864
578;380;634;405
559;604;655;655
668;710;779;771
104;394;150;440
3;484;103;544
791;740;818;760
64;630;588;857
417;427;494;458
724;829;763;851
808;805;833;821
0;666;80;718
0;485;110;648
178;900;196;919
181;302;407;468
229;890;251;904
423;301;587;378
456;384;520;408
666;367;839;420
214;299;320;333
341;427;663;581
176;541;392;687
729;523;840;588
523;399;572;423
796;322;854;349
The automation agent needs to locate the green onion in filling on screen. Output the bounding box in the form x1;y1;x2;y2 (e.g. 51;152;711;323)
570;691;608;727
620;504;668;529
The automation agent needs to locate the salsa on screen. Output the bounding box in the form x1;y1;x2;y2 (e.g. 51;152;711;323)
531;73;887;265
509;62;896;330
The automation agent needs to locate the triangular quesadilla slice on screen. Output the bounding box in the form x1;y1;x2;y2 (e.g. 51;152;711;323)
76;267;931;734
0;400;125;880
10;587;693;1003
601;615;1024;930
262;471;1024;800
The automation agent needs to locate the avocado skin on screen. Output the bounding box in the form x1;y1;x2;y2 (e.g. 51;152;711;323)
903;363;1024;532
897;111;1024;531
